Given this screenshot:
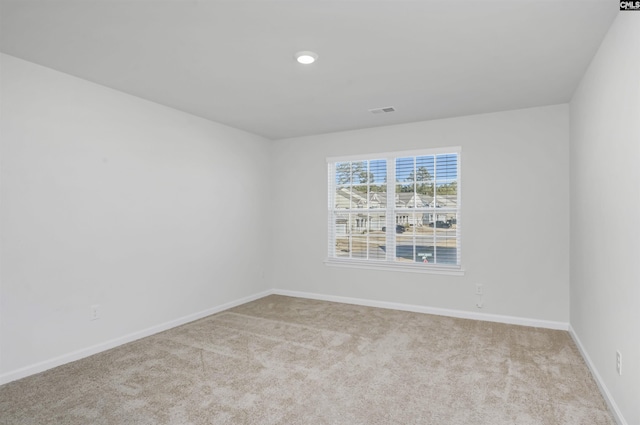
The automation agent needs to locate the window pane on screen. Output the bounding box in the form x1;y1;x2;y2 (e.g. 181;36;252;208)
369;213;386;232
369;234;386;260
351;161;368;184
396;184;413;208
427;211;456;230
395;234;415;262
413;215;430;234
352;185;368;208
417;182;434;204
369;159;387;207
434;238;457;265
393;212;458;264
403;212;423;233
335;213;350;235
351;236;368;259
335;160;372;185
395;213;410;228
367;212;386;261
369;159;387;185
435;154;458;207
415;156;434;182
335;243;350;258
335;162;352;185
334;212;350;258
369;191;384;209
335;187;353;209
361;213;387;260
352;213;367;234
395;157;414;183
415;236;434;264
416;156;435;204
412;193;428;208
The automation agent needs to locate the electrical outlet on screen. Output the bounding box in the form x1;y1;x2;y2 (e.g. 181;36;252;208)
616;351;622;375
475;284;483;295
91;304;100;321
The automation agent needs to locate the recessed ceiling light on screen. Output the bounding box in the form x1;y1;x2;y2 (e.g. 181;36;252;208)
295;51;318;65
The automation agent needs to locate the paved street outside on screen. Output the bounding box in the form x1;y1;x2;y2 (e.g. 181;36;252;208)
336;225;458;264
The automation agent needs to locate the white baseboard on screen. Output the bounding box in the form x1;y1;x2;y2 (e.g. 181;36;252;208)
4;288;623;425
271;289;569;330
568;325;627;425
0;287;572;387
0;289;272;386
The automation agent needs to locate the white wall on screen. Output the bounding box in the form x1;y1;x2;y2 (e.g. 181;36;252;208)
270;104;570;323
0;54;271;380
570;14;640;425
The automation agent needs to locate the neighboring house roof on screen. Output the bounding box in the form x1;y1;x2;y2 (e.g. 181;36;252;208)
335;188;457;209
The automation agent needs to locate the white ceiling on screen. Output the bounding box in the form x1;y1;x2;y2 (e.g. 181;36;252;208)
0;0;617;140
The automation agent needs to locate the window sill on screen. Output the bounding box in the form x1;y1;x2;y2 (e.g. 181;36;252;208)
324;258;465;276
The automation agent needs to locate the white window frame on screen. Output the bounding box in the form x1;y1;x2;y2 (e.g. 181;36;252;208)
325;147;463;275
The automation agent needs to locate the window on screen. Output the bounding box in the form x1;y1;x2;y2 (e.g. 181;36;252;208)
327;147;462;274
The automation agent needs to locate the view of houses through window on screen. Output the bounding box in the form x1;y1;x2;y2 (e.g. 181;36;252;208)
328;149;460;268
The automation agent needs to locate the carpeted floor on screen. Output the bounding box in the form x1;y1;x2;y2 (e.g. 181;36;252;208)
0;295;616;424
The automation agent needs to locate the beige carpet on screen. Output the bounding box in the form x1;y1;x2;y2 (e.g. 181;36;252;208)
0;295;615;424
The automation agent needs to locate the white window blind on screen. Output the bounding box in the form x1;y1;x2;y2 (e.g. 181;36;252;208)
327;148;461;273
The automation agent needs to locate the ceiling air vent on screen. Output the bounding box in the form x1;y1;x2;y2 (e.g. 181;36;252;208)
369;106;396;114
